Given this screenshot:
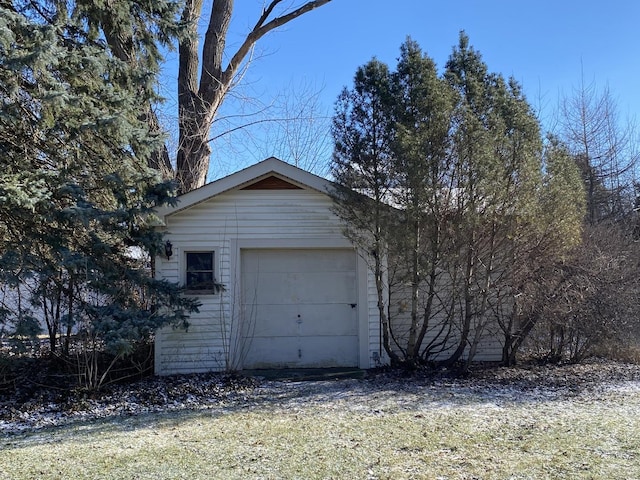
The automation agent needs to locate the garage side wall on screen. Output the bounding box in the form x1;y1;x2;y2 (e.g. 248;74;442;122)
155;189;380;375
387;275;503;363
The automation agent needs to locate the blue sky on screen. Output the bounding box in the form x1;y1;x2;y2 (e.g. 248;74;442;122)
159;1;640;179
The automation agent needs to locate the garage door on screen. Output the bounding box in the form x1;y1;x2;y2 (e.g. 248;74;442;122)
240;249;358;369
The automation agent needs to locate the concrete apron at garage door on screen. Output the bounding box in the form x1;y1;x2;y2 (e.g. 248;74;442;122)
243;367;366;381
240;248;359;369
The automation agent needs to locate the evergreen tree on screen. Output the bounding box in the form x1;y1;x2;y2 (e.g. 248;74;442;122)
330;58;399;363
498;139;585;365
0;3;197;381
442;32;551;367
331;34;585;367
391;38;455;363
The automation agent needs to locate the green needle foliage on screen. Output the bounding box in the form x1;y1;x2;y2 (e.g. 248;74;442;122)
0;2;198;381
331;33;585;367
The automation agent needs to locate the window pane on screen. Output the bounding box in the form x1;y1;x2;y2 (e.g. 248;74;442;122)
186;271;213;289
186;252;213;271
185;252;215;290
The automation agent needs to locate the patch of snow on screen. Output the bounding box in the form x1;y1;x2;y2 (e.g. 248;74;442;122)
2;361;640;436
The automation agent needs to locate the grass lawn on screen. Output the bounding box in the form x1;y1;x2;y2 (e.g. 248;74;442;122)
2;388;640;479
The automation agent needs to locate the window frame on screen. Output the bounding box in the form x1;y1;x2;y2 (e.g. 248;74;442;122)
184;250;219;295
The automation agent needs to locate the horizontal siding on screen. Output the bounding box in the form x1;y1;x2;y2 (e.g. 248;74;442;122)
156;188;375;375
162;322;229;336
359;261;506;365
167;191;343;238
470;320;504;362
387;279;504;363
366;267;383;367
156;300;231;374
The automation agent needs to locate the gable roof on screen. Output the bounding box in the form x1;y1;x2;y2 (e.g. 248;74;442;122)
156;157;334;220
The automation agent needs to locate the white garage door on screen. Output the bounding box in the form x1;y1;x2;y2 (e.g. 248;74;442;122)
240;249;358;369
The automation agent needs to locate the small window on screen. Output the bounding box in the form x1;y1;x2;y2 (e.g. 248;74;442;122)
185;251;217;292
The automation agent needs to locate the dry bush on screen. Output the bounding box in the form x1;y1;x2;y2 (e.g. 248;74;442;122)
524;223;640;363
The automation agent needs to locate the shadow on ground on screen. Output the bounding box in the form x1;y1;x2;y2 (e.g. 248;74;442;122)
242;367;366;381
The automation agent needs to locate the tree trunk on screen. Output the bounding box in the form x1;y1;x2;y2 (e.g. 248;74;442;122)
144;107;174;180
415;216;442;357
406;219;421;363
63;275;74;357
374;244;401;366
175;0;332;193
175;92;221;193
440;231;475;367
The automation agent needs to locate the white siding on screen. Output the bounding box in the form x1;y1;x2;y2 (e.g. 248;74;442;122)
385;280;504;363
155;181;504;374
155;189;379;375
366;264;384;366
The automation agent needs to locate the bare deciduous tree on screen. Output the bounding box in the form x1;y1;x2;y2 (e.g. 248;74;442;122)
175;0;332;193
213;79;332;177
558;76;639;224
524;76;640;363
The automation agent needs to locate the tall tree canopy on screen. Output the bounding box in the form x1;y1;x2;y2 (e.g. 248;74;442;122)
11;1;333;194
81;0;332;193
0;2;197;363
331;34;585;367
331;57;398;362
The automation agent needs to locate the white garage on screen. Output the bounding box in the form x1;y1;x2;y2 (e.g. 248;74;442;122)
153;158;380;375
240;248;359;369
153;157;504;375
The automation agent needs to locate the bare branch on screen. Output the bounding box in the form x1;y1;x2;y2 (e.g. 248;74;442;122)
253;0;283;31
207;117;296;143
177;0;332;192
222;1;332;88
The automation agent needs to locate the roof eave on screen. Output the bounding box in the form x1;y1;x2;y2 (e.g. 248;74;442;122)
154;157;335;221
